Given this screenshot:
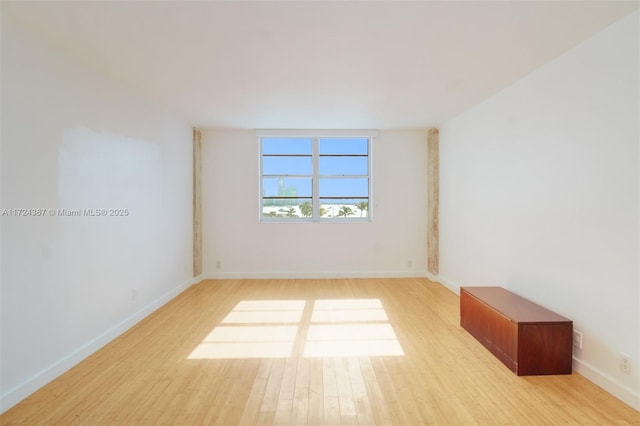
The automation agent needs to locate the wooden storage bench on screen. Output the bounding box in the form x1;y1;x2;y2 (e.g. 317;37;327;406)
460;286;573;376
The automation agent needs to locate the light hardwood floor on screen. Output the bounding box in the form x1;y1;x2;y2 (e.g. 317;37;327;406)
3;278;639;425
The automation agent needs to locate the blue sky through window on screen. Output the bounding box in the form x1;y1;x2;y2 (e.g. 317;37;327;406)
261;136;370;218
319;138;368;155
262;137;312;155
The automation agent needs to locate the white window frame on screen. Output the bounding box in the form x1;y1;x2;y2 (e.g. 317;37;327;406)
257;130;376;223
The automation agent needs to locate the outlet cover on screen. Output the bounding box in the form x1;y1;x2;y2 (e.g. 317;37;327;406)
620;353;631;375
573;330;583;349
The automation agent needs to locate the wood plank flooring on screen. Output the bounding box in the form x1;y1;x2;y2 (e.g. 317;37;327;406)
2;278;639;425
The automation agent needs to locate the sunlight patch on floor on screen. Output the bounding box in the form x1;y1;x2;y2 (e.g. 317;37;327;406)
203;325;299;342
188;301;304;359
189;341;296;359
188;298;404;359
304;339;404;357
303;300;403;357
307;323;396;341
310;308;388;323
222;310;304;323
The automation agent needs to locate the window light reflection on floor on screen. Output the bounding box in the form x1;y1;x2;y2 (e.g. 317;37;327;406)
188;300;304;359
304;323;404;357
187;298;404;360
222;310;304;324
303;299;404;357
188;326;299;359
220;299;306;324
310;308;388;323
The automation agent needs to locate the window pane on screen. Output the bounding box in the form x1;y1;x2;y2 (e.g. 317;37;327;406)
260;135;371;221
320;199;368;218
319;178;368;197
319;138;368;155
262;137;312;155
263;178;311;197
262;199;313;218
263;156;312;175
319;156;367;175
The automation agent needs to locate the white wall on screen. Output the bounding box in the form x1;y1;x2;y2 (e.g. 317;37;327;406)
202;129;427;278
439;11;639;409
0;17;194;412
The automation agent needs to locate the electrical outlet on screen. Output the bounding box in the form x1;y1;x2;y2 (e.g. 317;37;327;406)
216;260;221;269
407;260;413;268
620;353;631;375
573;330;583;349
132;288;138;302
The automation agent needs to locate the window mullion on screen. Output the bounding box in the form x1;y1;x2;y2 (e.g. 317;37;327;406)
312;137;320;221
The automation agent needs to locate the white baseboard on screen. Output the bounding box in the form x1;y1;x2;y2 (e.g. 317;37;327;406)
200;270;429;280
425;272;460;295
425;272;640;412
0;276;197;414
573;357;640;411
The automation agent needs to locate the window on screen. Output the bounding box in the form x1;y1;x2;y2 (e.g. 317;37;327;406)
259;132;372;222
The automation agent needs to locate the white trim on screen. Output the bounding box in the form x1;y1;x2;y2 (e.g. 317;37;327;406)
0;276;198;414
312;136;320;218
201;270;428;280
425;271;460;295
573;357;640;411
257;134;263;222
258;217;372;224
256;129;378;138
368;135;374;222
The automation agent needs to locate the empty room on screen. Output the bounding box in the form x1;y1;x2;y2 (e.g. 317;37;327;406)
1;1;639;425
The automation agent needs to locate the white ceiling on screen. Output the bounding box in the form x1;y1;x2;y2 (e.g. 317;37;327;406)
4;1;638;130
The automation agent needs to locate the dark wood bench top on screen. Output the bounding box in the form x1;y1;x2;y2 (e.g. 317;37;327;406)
461;286;571;325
